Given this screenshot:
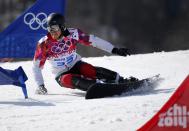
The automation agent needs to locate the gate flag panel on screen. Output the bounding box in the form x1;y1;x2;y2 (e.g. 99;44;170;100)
0;0;66;58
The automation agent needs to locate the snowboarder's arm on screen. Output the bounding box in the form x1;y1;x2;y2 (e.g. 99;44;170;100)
89;35;131;56
32;60;44;86
75;29;114;53
89;35;114;53
32;41;47;86
33;61;48;95
76;29;130;56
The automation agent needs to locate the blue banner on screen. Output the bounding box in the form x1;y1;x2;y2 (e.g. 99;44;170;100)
0;0;66;58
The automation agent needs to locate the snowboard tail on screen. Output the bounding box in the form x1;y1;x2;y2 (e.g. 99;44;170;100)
85;74;160;99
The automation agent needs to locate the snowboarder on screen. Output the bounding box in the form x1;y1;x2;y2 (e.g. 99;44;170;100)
33;13;137;95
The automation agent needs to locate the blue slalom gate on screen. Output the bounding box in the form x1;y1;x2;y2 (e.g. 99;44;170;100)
0;66;28;98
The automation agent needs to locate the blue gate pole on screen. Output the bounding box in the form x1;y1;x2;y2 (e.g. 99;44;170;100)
18;75;28;99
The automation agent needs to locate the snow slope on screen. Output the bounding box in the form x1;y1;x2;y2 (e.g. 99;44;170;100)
0;50;189;131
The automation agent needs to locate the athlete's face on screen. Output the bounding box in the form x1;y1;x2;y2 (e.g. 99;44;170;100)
47;25;62;40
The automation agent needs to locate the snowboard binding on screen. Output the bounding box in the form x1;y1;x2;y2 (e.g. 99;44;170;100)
119;76;139;83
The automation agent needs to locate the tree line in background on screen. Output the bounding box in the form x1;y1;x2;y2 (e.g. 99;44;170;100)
0;0;35;31
1;0;189;57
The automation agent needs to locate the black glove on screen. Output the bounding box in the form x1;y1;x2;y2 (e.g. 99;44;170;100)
112;47;131;56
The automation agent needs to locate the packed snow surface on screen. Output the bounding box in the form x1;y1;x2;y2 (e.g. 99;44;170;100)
0;50;189;131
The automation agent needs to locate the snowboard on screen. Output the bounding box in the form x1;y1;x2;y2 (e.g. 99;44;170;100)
85;74;160;99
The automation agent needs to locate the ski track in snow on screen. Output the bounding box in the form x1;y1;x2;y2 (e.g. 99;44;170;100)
0;50;189;131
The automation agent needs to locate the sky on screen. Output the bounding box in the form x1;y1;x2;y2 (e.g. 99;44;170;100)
0;50;189;131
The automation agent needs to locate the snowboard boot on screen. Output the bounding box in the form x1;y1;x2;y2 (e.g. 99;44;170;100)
95;67;121;83
72;76;96;91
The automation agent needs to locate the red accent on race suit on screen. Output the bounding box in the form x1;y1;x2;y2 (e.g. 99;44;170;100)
34;28;92;68
60;74;76;88
59;62;97;88
79;62;96;79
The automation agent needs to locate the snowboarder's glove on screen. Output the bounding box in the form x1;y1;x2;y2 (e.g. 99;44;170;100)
112;48;130;56
35;84;48;95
